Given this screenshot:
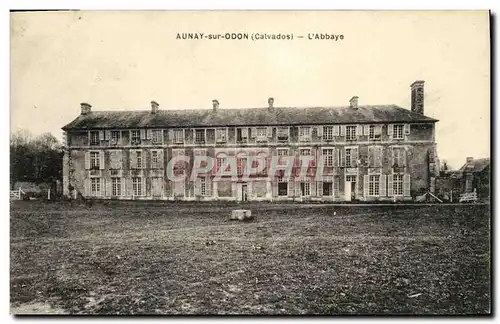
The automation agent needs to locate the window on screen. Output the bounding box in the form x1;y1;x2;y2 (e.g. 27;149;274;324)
323;182;333;196
369;175;380;196
346;126;357;141
277;148;289;157
301;182;311;196
323;126;333;141
216;129;227;143
136;151;142;169
151;151;159;169
152;130;163;144
217;157;227;173
393;174;404;196
278;177;288;196
300;149;311;156
131;130;141;145
369;125;375;140
90;178;101;196
173;129;184;144
323;149;334;167
299;127;311;141
255;127;267;138
393;148;404;167
108;131;119;145
90;152;100;169
112;178;121;196
237;128;248;143
195;129;205;143
132;177;143;196
393;125;404;139
277;127;289;142
345;148;352;167
237;157;246;175
90;131;100;145
200;177;207;196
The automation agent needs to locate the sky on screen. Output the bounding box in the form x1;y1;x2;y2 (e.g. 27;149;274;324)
10;10;490;169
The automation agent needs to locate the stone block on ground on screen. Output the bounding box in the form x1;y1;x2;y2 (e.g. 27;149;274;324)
231;209;253;221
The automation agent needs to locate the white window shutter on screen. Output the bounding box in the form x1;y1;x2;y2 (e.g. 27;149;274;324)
106;179;112;197
100;179;105;197
117;150;123;169
105;130;111;140
288;180;294;197
99;151;105;169
267;127;272;137
376;146;383;167
158;150;164;168
391;148;395;167
380;175;387;197
251;128;257;138
241;128;248;138
357;125;362;136
388;175;394;196
388;124;393;139
363;175;369;197
140;129;146;140
85;152;90;170
340;149;345;167
147;129;153;140
404;124;411;135
84;178;90;197
375;125;382;135
340;125;346;136
317;126;323;137
317;180;323;196
99;131;104;141
121;178;126;197
194;178;200;196
368;147;373;166
403;148;407;166
168;129;174;141
333;125;340;136
130;151;137;169
352;148;359;166
364;125;370;136
403;174;411;196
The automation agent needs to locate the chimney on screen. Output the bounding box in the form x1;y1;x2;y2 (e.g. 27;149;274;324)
80;102;92;115
349;96;359;109
410;80;425;115
268;97;274;110
212;99;219;111
466;156;474;164
151;101;159;114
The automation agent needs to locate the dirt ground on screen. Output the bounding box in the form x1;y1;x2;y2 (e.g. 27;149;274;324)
10;201;491;315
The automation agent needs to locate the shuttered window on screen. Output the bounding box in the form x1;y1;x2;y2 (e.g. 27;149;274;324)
152;130;163;144
131;130;141;145
112;178;121;196
132;177;143;196
216;128;227;143
368;175;380;196
90;178;101;196
393;174;404;195
393;125;404;139
346;126;357;140
323;149;334;167
323;126;333;140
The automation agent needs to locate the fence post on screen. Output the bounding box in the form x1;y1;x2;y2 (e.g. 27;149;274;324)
18;187;21;200
48;188;51;200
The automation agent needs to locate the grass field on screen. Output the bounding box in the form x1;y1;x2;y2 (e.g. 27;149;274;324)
10;201;491;315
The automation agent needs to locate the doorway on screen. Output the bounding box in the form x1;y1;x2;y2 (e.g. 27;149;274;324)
345;175;357;201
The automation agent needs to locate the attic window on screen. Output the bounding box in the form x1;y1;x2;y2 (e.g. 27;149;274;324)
131;130;141;145
89;131;99;146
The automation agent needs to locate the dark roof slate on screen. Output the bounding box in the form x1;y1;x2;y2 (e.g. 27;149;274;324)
62;105;438;130
458;158;490;173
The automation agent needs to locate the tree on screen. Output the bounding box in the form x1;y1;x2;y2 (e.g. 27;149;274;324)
10;130;63;189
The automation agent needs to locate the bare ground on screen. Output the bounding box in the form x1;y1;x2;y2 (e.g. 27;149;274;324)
10;201;491;315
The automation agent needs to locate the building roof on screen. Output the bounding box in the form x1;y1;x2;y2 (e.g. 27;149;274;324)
62;105;438;130
458;158;490;173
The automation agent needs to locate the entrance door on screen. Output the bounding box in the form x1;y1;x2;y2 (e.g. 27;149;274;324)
345;175;357;201
344;181;352;201
152;177;163;198
241;184;248;201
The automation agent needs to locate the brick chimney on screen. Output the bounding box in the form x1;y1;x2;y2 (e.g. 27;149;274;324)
80;102;92;115
212;99;219;111
466;156;474;163
151;101;159;114
349;96;359;109
410;80;425;115
268;97;274;110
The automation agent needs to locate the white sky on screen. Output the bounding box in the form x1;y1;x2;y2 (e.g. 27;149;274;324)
10;10;490;169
